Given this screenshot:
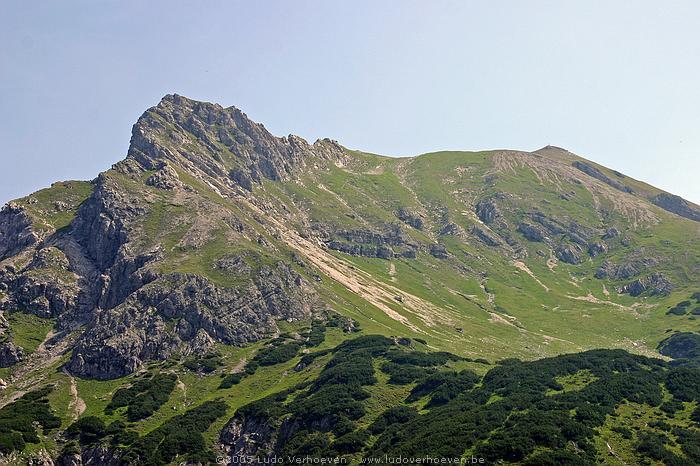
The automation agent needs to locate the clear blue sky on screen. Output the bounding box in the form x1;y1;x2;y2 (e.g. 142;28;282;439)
2;1;699;205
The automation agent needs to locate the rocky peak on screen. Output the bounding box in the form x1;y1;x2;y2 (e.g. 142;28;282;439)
126;94;345;191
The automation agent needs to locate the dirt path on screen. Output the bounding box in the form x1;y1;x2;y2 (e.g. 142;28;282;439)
64;368;86;420
513;260;549;291
479;282;495;305
232;357;247;373
388;262;397;282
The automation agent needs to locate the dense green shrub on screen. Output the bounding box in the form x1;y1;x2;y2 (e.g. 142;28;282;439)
407;370;479;406
0;386;60;454
369;406;418;434
105;373;177;421
219;373;244;389
665;365;700;401
253;341;301;366
124;400;227;466
65;416;106;444
332;429;370;453
384;349;461;367
667;301;692;316
223;337;700;464
305;321;326;347
183;352;223;373
380;362;432;384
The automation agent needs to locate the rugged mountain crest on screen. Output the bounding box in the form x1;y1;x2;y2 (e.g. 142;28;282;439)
126;94;346;193
0;95;699;384
1;95;700;465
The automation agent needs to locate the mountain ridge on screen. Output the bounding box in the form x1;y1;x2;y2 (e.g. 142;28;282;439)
0;93;699;464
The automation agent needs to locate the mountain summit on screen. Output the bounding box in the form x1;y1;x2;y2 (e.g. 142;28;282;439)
0;95;699;465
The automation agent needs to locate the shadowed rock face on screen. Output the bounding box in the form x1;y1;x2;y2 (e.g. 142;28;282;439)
0;341;23;367
0;203;37;261
651;193;700;222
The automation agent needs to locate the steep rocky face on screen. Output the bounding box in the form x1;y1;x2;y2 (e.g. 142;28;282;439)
126;94;346;193
0;341;23;367
67;264;320;379
0;203;38;261
220;414;280;460
0;247;81;318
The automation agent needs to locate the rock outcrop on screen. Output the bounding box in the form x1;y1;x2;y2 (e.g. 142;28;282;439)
651;193;700;222
0;203;38;261
617;272;673;297
0;341;24;367
572;161;633;194
67;262;320;379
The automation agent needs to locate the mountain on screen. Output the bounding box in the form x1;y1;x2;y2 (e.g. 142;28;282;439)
0;94;699;465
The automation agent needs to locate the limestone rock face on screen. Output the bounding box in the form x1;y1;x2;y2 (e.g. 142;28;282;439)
0;341;24;367
0;203;38;261
555;244;583;265
572;161;634;194
127;94;346;192
67;262;319;379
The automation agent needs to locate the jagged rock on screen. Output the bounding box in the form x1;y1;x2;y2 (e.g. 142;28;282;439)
439;222;463;236
429;243;449;259
567;222;593;246
588;241;608;257
517;222;547;242
220;414;279;459
68;262;319;379
0;341;24;367
319;225;415;260
595;257;658;280
56;446;123;466
555;244;582;265
229;169;254;191
475;198;502;225
530;212;567;235
398;248;417;259
215;254;253;275
602;227;621;240
0;247;81;318
617;273;672;297
651;193;700;222
128;94;346;192
471;226;501;247
395;207;423;230
0;203;38;261
145;164;182;190
184;328;215;356
572;161;633;193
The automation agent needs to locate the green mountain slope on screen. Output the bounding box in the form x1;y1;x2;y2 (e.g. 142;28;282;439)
0;94;698;465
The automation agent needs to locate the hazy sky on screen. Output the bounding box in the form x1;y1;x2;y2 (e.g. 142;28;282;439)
2;1;699;205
